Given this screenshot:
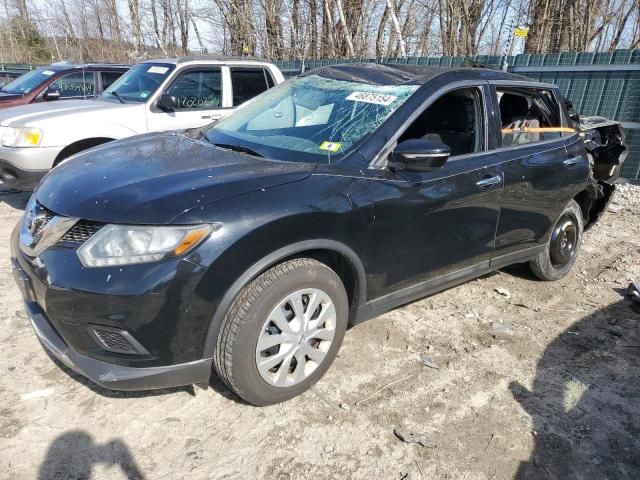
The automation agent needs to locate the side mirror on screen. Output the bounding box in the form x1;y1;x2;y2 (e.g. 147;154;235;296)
157;93;179;111
43;86;62;101
389;139;450;172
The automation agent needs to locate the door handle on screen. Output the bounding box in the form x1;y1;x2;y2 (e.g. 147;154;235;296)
476;175;502;189
563;156;582;167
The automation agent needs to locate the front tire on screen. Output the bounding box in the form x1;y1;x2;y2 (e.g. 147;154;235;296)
530;199;584;281
214;258;349;406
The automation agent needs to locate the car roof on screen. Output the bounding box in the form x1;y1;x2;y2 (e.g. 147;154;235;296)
303;63;538;86
40;62;130;72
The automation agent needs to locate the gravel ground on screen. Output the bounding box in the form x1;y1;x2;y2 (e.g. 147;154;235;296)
0;184;639;480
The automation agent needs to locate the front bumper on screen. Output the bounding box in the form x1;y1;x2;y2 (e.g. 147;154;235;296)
11;223;218;391
0;145;64;190
24;301;212;391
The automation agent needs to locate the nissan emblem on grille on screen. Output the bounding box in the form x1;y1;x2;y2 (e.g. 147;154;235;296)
19;197;79;257
25;203;49;237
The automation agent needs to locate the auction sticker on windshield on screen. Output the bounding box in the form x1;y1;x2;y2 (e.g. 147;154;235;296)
148;66;169;74
346;91;397;106
319;141;342;152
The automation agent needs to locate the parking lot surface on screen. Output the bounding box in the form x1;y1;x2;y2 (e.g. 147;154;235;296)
1;185;639;480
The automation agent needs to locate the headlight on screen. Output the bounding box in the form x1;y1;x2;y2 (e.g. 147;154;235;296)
0;126;43;147
77;224;213;267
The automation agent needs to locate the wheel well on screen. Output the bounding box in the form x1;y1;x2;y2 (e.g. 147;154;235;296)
573;190;591;224
263;249;360;322
54;137;115;166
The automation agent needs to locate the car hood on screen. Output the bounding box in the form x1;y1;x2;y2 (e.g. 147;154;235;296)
35;132;315;224
0;98;134;127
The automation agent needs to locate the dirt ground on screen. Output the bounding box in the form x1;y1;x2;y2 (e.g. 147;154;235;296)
0;184;639;480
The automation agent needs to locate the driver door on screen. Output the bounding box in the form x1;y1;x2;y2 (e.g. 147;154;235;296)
368;84;504;300
146;67;230;132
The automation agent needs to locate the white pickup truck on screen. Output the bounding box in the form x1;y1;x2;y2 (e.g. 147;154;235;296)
0;56;285;190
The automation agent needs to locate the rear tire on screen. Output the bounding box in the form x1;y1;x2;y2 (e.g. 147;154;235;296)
530;199;584;281
214;258;349;406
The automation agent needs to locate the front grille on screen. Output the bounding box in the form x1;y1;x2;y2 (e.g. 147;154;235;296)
90;327;149;355
59;221;103;244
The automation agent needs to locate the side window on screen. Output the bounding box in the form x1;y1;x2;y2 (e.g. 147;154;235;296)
49;72;95;98
166;69;221;110
230;68;272;106
398;87;484;157
497;87;568;147
101;71;124;90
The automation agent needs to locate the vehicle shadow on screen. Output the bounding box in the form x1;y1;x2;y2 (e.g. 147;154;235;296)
38;430;145;479
0;188;29;210
509;293;640;479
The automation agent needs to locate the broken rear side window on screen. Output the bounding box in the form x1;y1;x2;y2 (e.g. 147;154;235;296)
497;87;573;147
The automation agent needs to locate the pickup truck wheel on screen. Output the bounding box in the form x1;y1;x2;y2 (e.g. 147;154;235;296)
214;258;348;406
530;199;584;281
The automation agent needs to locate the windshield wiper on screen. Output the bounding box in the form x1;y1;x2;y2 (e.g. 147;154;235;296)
213;143;263;158
109;91;126;104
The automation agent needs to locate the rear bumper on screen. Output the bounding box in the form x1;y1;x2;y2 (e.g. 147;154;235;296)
0;145;64;190
24;301;212;391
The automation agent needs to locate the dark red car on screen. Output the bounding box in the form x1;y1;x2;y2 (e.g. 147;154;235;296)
0;63;129;110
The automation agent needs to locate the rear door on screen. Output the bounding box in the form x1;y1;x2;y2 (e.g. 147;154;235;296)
146;66;229;132
489;83;587;264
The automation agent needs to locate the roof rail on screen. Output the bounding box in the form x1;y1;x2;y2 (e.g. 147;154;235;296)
460;58;500;70
176;54;272;64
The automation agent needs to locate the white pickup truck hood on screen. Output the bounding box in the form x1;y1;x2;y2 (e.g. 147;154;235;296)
0;99;146;147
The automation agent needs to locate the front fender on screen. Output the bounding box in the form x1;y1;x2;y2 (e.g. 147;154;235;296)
178;174;374;359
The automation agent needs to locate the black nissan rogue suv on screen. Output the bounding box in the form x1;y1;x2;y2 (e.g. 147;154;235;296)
11;64;627;405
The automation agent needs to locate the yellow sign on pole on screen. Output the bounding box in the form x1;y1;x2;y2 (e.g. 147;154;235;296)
514;27;529;38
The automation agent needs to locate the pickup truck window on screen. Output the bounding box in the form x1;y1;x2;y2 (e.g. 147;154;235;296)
166;69;222;110
101;71;123;90
0;67;60;94
498;87;573;147
230;68;273;105
205;74;418;163
49;72;95;98
101;63;175;103
398;87;484;157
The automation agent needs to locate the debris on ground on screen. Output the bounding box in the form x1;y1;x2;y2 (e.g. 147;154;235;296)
420;354;440;369
495;287;511;299
607;203;621;213
627;281;640;313
491;322;516;338
394;429;437;448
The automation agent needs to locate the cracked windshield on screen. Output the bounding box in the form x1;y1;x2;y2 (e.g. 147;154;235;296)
205;75;418;163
